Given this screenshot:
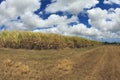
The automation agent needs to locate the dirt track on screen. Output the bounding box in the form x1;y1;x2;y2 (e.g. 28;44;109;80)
71;45;120;80
0;45;120;80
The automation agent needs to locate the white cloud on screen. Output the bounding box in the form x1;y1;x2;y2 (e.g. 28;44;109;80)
0;0;41;30
34;7;120;40
0;0;120;41
33;27;60;34
87;8;120;38
46;0;99;14
6;0;40;15
0;0;79;30
5;21;27;30
40;7;120;39
67;24;102;38
22;13;78;29
32;14;79;34
104;0;120;5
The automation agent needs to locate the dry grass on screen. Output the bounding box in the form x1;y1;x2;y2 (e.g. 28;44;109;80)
0;31;101;50
55;59;74;74
0;46;120;80
0;46;97;80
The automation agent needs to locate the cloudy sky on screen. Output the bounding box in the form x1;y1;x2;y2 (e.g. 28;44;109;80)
0;0;120;42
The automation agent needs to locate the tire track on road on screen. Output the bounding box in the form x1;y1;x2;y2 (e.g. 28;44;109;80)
84;46;107;80
70;46;106;80
84;46;120;80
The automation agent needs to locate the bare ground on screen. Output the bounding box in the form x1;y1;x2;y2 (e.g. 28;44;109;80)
0;45;120;80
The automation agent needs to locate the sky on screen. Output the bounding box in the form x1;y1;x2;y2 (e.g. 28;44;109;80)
0;0;120;42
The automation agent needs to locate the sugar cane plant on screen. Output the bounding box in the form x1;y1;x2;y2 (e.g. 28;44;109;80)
0;31;101;50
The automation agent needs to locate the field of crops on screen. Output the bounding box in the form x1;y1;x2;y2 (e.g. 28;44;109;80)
0;31;100;50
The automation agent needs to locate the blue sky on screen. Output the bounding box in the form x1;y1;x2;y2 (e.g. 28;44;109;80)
0;0;120;42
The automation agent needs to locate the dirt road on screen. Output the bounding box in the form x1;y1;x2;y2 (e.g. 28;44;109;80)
0;45;120;80
71;45;120;80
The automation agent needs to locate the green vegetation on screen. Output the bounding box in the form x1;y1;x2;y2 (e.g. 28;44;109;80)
103;42;120;45
0;31;101;50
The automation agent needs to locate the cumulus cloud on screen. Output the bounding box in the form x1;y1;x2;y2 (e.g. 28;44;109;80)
88;8;120;32
46;0;99;14
87;7;120;38
0;0;41;30
38;7;120;39
0;0;120;41
66;24;102;38
0;0;78;30
33;22;104;40
5;21;27;30
104;0;120;5
33;14;79;34
0;0;40;19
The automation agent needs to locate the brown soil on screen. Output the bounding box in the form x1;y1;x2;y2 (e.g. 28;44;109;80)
0;45;120;80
